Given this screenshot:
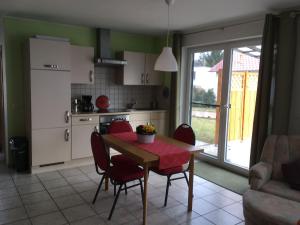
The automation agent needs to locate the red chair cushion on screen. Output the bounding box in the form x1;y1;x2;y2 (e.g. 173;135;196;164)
109;164;144;183
111;154;138;167
108;120;133;134
152;166;183;176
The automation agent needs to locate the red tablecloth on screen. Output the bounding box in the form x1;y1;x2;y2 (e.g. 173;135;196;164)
111;132;191;170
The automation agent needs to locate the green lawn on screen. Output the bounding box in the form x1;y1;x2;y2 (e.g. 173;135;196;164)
191;117;216;144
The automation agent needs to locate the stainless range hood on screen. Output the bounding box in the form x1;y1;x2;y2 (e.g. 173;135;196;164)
94;28;127;66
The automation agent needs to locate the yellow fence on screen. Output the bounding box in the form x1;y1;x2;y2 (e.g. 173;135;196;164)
228;72;258;141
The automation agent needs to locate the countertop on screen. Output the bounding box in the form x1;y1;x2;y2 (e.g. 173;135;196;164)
71;109;167;117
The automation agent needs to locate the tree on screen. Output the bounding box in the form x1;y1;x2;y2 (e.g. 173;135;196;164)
193;50;224;67
192;88;216;105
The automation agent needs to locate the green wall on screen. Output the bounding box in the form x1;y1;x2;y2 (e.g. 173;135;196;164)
3;17;163;138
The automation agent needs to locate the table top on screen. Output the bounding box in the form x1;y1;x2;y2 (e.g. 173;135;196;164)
102;134;203;166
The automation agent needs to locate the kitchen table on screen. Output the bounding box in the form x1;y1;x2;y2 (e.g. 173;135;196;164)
102;134;203;225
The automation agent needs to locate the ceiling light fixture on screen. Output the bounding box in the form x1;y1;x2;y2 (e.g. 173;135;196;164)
154;0;178;72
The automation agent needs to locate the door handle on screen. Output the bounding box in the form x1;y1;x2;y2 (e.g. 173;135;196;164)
64;129;70;142
94;125;99;132
141;73;145;84
79;118;92;122
65;111;70;123
44;64;59;69
146;73;149;84
89;70;94;83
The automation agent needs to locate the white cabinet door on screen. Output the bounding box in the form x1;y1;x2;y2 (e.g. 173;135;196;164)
145;54;162;86
71;46;94;84
31;127;71;166
29;38;71;71
31;70;71;129
123;51;145;85
72;124;97;159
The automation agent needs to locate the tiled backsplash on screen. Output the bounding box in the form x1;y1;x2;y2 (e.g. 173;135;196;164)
71;67;161;109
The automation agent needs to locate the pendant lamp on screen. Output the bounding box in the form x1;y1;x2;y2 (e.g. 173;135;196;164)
154;0;178;72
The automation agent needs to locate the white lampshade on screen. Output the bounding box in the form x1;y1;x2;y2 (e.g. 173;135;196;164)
154;47;178;72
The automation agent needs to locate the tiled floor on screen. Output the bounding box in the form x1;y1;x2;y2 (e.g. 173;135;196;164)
0;163;245;225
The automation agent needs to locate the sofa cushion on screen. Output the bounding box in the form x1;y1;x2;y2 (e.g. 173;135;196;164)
243;190;300;225
282;158;300;190
261;180;300;202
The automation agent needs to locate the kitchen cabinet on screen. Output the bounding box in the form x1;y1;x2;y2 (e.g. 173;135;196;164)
150;112;168;135
129;111;167;135
32;128;71;166
119;51;162;86
29;38;71;71
27;38;72;167
129;112;151;131
71;115;99;159
71;45;95;84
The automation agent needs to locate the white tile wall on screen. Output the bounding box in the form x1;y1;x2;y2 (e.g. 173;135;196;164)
71;67;160;109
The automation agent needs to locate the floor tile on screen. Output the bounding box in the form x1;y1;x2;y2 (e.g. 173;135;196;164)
146;211;177;225
203;193;236;208
72;181;97;193
223;202;245;220
65;175;90;185
0;187;18;200
203;209;241;225
30;211;67;225
37;171;62;182
192;199;218;215
54;194;84;209
59;168;84;178
219;189;243;202
77;165;95;174
203;182;227;192
70;215;106;225
21;191;51;205
149;194;181;209
182;216;214;225
25;199;58;217
47;185;76;198
62;204;96;222
0;179;15;189
17;183;44;195
4;219;32;225
193;185;216;198
164;204;200;224
0;196;22;211
92;195;122;214
100;207;136;225
0;207;28;225
42;178;68;190
13;176;40;186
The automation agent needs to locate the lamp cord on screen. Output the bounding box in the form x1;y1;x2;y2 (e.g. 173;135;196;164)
167;3;170;47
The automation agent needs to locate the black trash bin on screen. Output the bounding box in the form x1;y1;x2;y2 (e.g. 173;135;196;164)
9;137;28;172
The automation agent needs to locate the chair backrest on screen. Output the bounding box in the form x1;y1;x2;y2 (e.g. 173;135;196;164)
91;132;110;171
108;120;133;134
173;123;196;146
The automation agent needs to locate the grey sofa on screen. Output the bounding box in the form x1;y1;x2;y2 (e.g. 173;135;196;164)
243;135;300;225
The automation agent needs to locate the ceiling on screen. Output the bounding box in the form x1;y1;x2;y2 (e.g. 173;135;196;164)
0;0;299;34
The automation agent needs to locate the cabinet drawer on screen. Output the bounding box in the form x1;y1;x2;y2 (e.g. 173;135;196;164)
150;112;166;120
130;113;150;122
72;115;99;125
29;38;71;71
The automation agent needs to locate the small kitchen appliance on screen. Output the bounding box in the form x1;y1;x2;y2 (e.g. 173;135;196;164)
81;95;94;112
72;98;81;113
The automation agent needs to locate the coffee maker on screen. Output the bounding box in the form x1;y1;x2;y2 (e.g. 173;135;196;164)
81;95;94;112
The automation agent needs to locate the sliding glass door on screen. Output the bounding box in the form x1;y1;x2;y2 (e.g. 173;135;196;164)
187;40;261;174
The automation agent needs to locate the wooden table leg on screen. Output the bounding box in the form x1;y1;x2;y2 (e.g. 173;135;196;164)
143;164;149;225
188;154;194;211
